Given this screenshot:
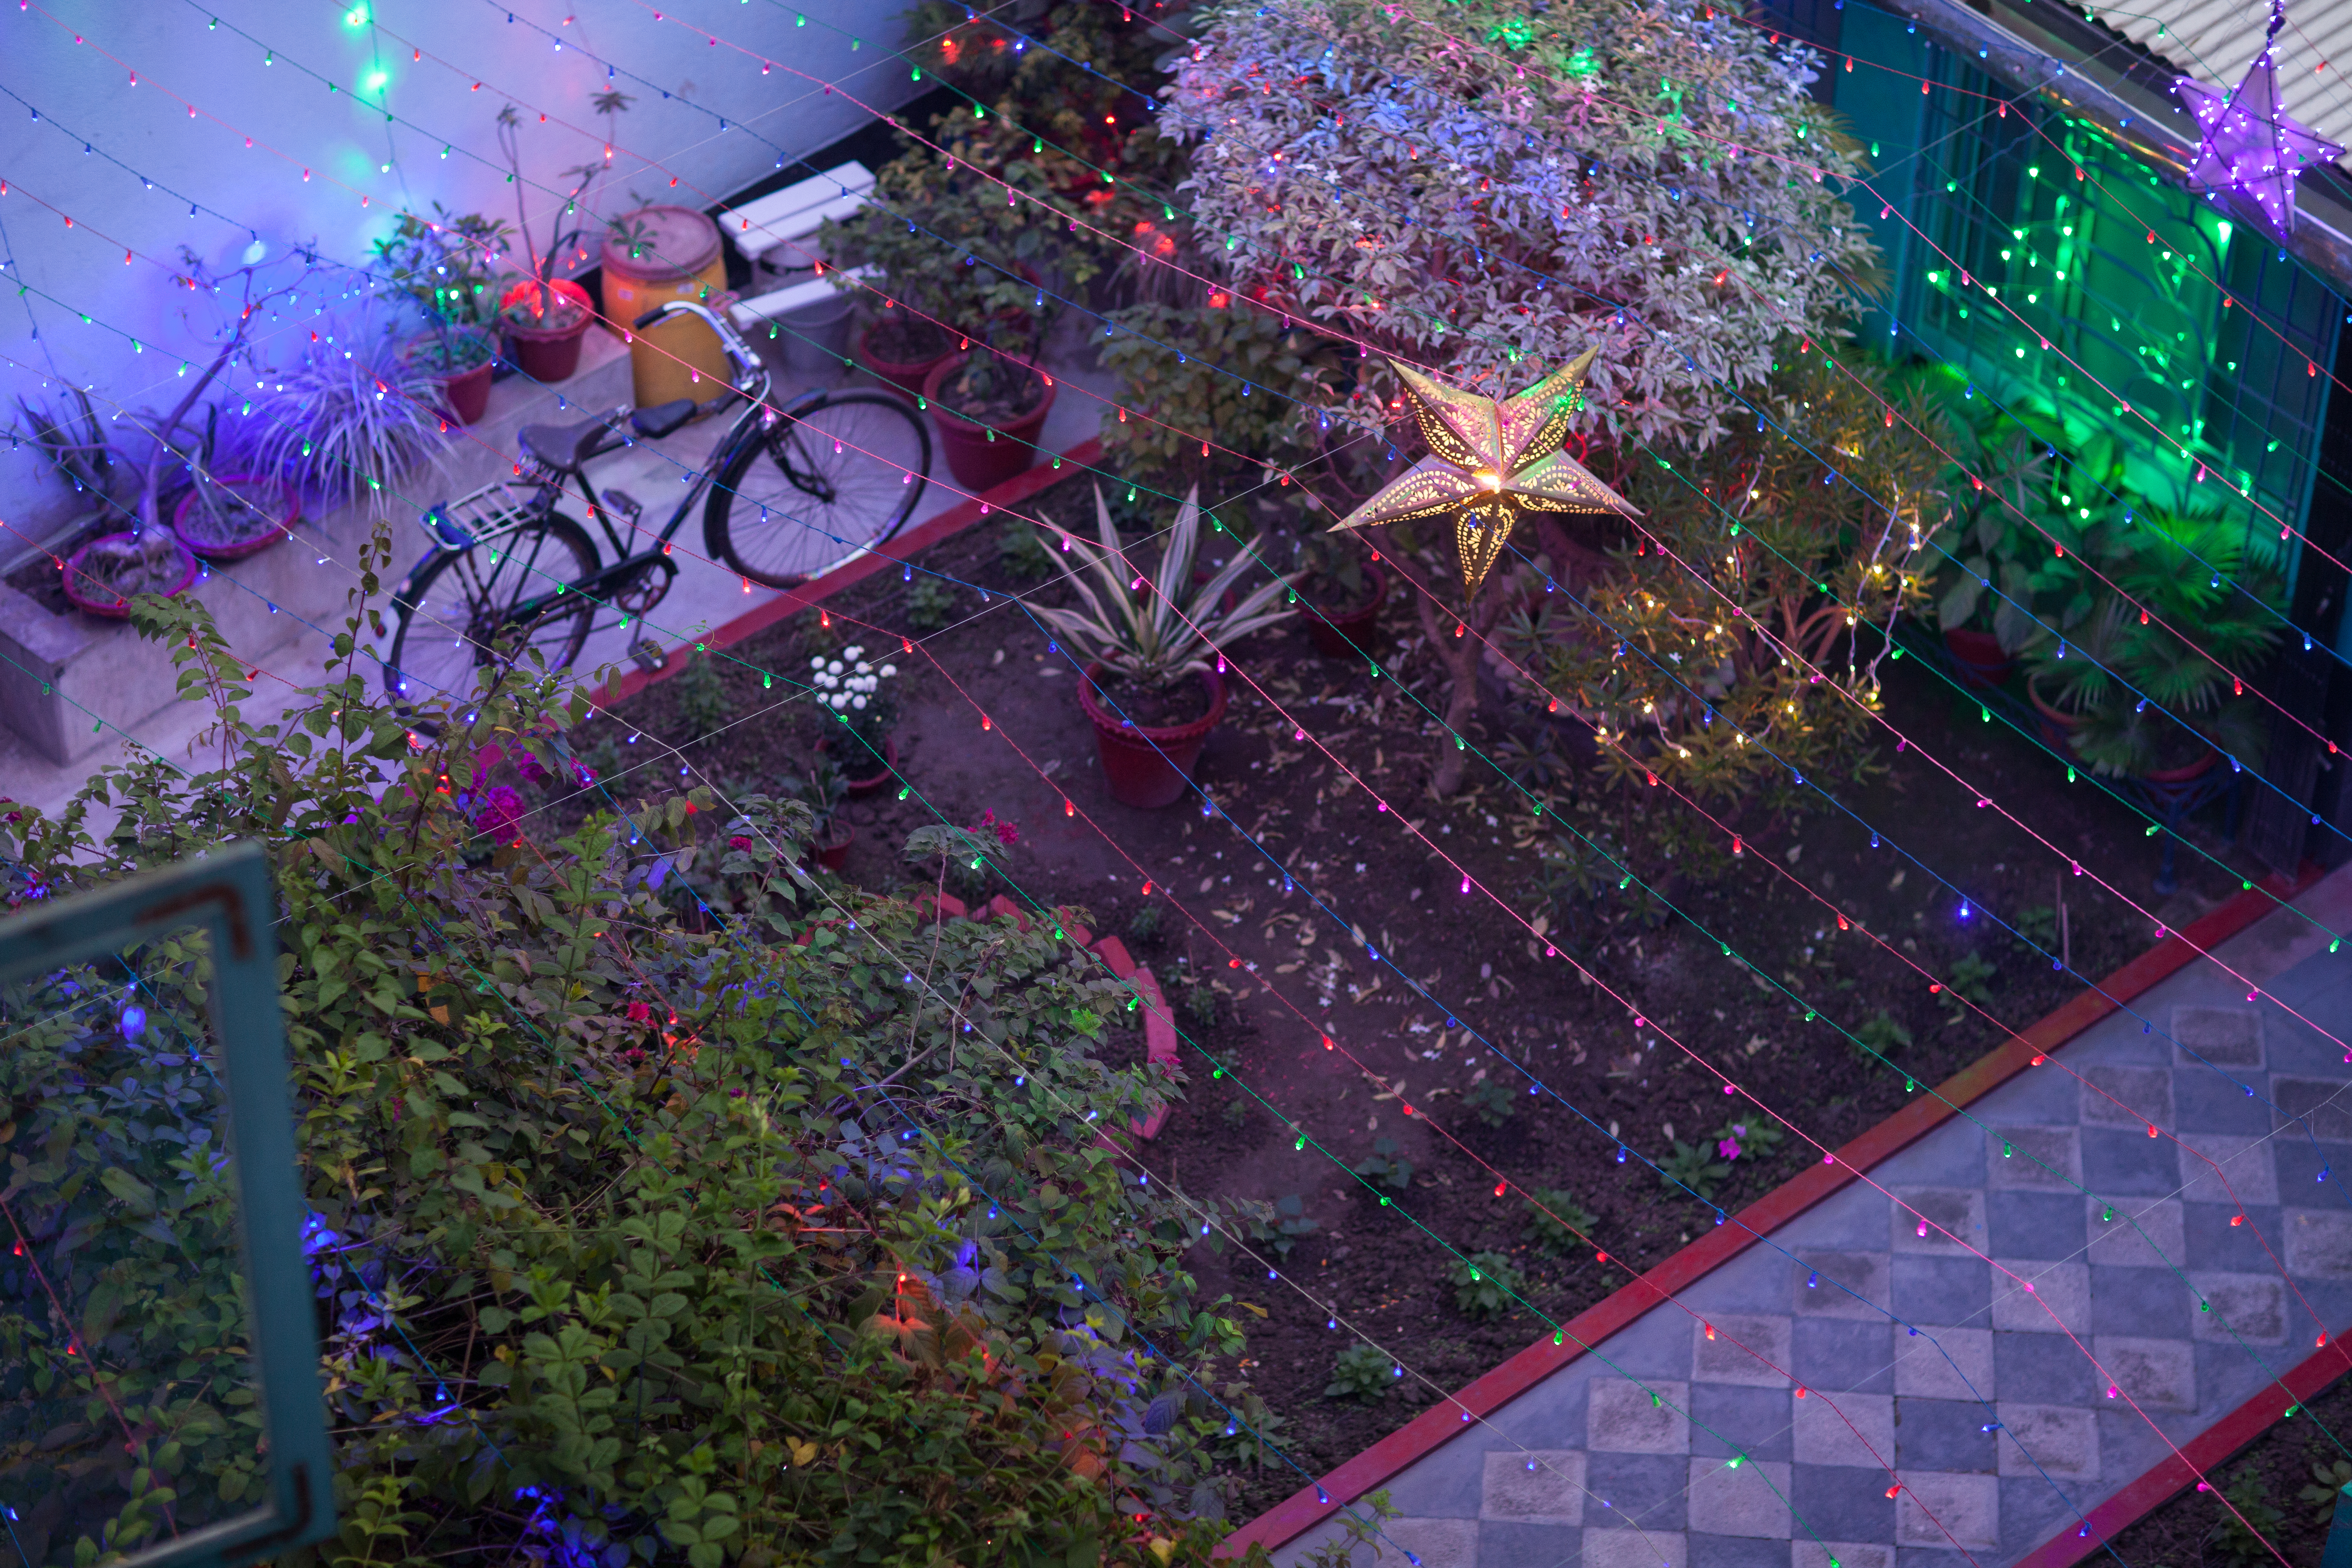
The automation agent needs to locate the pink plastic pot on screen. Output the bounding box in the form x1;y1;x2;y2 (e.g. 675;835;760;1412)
173;475;299;562
1943;627;2013;691
1305;563;1387;658
61;531;199;619
922;354;1055;494
1077;663;1227;810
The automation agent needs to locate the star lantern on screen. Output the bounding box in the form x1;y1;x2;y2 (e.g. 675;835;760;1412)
2176;0;2344;239
1331;350;1639;601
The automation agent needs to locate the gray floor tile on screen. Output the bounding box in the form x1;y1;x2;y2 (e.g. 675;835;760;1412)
1890;1255;1991;1328
1986;1190;2085;1260
1894;1471;1999;1550
1793;1390;1893;1469
2274;1077;2352;1142
1890;1327;1993;1403
2084;1196;2186;1269
1386;1436;1488;1518
1791;1320;1896;1394
1475;1519;1578;1568
2187;1202;2285;1271
1892;1398;1998;1473
1788;1462;1897;1541
1480;1450;1587;1524
1689;1534;1791;1568
1794;1544;1888;1568
1589;1379;1691;1455
1994;1331;2102;1405
2174;1068;2272;1135
2094;1335;2197;1409
1694;1315;1795;1388
1605;1305;1715;1378
1688;1459;1793;1540
1996;1474;2091;1557
2273;1141;2352;1204
1377;1518;1478;1568
2080;1063;2173;1127
1986;1126;2080;1189
2080;1126;2180;1194
1789;1251;1890;1320
1992;1402;2100;1478
2173;1005;2263;1067
2089;1265;2192;1337
1890;1189;1987;1255
2285;1207;2352;1274
1586;1452;1690;1531
2178;1131;2279;1207
1690;1384;1794;1462
1778;1184;1891;1250
1581;1528;1686;1568
1988;1261;2090;1334
1874;1125;1986;1188
2189;1271;2289;1342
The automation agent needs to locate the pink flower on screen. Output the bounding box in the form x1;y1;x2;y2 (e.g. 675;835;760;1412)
729;835;753;850
995;822;1019;846
626;1001;652;1024
1717;1138;1742;1161
469;785;524;840
511;748;551;787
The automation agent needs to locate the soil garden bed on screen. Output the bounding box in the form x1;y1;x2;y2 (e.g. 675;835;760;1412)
582;470;2275;1523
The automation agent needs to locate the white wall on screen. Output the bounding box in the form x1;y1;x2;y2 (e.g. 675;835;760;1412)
0;0;922;546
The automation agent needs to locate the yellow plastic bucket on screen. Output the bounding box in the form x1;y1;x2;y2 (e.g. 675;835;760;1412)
599;205;730;407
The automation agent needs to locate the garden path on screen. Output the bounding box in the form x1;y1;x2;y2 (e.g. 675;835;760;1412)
1251;862;2352;1568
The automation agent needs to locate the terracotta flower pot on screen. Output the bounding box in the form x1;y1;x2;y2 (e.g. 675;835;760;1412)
401;329;499;425
2026;674;2085;755
500;279;596;384
62;530;199;618
173;475;299;562
1942;627;2013;691
841;734;899;797
1305;563;1387;658
1077;663;1227;810
921;354;1055;494
814;822;856;872
856;320;954;402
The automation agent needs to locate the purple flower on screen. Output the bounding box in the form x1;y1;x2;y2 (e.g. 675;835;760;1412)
511;748;551;787
470;785;525;840
1717;1138;1742;1161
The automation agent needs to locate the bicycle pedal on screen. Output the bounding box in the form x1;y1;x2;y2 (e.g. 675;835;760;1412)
629;639;667;673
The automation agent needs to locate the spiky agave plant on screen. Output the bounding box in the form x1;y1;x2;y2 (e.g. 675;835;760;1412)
247;326;453;519
1033;485;1297;689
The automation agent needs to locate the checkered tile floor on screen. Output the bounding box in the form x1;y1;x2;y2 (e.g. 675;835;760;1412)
1274;874;2352;1567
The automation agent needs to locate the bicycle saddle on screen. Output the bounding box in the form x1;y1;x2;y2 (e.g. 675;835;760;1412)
517;400;699;471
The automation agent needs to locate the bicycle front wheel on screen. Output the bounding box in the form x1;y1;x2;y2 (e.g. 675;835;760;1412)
705;390;931;588
384;513;600;710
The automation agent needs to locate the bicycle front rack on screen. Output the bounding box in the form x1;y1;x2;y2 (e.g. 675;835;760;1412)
418;480;544;553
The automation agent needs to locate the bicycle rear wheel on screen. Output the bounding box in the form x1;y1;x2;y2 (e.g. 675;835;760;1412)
384;513;600;711
705;390;930;588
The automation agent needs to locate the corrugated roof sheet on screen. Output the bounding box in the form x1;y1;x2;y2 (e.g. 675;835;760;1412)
2098;0;2352;165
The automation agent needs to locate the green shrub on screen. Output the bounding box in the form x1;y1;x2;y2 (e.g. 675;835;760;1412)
1324;1344;1399;1401
998;519;1060;580
0;532;1274;1568
904;574;958;631
1853;1008;1914;1062
1464;1075;1519;1127
1449;1251;1525;1318
1523;1188;1600;1257
673;648;735;740
1257;1193;1321;1260
1659;1140;1732;1202
1354;1135;1414;1193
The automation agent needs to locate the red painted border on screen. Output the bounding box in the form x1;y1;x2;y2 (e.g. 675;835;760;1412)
586;438;1103;708
1221;864;2324;1558
2016;1328;2352;1566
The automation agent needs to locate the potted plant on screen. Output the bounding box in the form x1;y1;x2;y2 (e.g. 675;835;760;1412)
920;350;1057;493
372;204;513;425
784;753;855;871
1034;485;1297;807
247;324;454;520
12;253;310;612
492;94;633;384
2015;508;2279;781
1930;393;2069;689
806;643;902;793
1293;525;1386;658
170;403;300;561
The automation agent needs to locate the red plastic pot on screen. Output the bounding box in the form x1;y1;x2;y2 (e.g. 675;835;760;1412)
1942;627;2013;691
173;475;299;562
921;354;1056;494
841;734;899;797
814;823;856;872
62;531;199;618
1077;663;1227;809
400;329;498;425
1305;563;1387;658
500;279;596;384
856;320;954;402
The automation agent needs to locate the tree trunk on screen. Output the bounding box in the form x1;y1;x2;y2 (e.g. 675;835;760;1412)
1412;563;1516;798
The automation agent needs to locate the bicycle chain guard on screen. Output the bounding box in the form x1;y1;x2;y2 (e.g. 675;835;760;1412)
613;552;678;616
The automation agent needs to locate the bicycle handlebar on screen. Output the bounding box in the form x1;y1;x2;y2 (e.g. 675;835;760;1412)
629;298;765;387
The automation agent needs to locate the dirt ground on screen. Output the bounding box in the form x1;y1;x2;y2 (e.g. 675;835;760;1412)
590;469;2275;1520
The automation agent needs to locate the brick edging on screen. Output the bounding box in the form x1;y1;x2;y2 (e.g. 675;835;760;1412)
1220;864;2322;1558
2014;1327;2352;1566
585;438;1104;709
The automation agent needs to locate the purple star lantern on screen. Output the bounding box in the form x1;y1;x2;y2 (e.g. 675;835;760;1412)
2176;0;2345;238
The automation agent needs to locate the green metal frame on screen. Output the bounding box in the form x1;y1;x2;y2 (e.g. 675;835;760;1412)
0;842;335;1568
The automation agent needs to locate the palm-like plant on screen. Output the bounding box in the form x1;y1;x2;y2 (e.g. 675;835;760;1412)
1034;485;1296;688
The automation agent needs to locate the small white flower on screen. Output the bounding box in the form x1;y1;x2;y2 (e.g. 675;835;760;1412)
844;645;864;660
851;694;867;710
826;660;843;674
854;662;872;676
879;664;897;678
809;655;824;670
830;693;849;709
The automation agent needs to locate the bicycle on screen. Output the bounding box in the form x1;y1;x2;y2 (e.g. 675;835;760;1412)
384;296;931;708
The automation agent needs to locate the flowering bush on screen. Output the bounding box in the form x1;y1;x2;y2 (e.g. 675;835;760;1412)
808;643;900;758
